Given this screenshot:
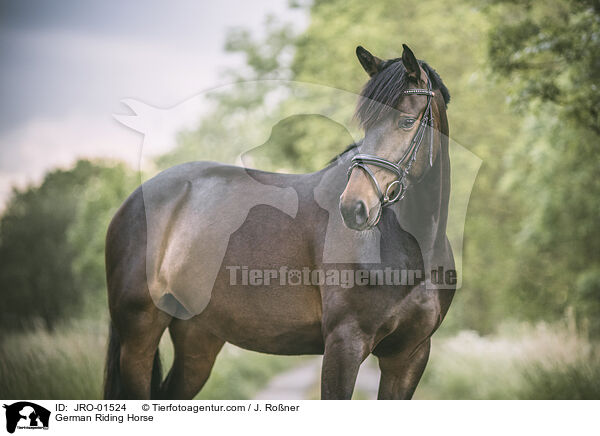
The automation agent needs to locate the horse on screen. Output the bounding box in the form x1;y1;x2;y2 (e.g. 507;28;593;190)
104;44;454;400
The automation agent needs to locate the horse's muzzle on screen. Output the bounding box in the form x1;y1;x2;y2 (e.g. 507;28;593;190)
340;199;370;230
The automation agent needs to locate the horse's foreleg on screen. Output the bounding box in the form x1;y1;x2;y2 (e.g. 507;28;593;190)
321;325;372;400
376;338;430;400
160;319;225;399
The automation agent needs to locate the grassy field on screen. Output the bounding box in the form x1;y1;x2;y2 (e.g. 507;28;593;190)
0;318;303;400
415;321;600;399
1;318;598;400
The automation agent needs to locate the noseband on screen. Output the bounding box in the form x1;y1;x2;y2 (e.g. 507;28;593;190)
347;73;435;220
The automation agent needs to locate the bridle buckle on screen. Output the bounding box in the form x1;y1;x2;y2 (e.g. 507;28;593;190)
383;179;405;205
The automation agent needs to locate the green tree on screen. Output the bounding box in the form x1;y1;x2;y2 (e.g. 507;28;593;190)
158;16;299;171
0;160;137;331
68;163;138;317
487;0;600;335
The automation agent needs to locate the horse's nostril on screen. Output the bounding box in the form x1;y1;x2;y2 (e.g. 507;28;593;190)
354;201;368;226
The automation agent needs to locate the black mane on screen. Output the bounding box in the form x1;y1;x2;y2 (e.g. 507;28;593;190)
330;57;450;164
354;59;450;130
421;61;451;107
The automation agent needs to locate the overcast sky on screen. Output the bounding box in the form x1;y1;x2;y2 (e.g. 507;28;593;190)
0;0;306;205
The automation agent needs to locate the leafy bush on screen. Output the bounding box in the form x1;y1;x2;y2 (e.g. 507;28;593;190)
0;160;138;331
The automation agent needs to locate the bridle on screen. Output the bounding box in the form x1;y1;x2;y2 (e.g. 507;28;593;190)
347;71;435;223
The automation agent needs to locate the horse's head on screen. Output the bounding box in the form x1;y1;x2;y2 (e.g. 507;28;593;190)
339;44;449;230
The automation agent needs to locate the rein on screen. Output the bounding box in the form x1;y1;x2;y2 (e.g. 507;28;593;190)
347;73;435;219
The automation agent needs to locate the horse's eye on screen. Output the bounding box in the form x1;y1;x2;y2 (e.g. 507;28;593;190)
398;118;416;129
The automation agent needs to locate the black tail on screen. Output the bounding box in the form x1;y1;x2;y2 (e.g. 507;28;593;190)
103;321;163;399
103;322;121;399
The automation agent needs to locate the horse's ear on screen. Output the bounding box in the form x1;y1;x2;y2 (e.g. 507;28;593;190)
356;46;382;77
401;44;420;81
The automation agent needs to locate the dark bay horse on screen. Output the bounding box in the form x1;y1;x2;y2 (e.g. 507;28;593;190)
104;44;454;400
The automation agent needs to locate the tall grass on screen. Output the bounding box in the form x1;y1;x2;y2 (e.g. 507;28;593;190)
0;319;106;399
415;321;599;399
0;319;301;400
2;319;598;400
517;358;600;400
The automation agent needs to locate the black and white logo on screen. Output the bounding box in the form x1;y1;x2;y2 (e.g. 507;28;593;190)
3;402;50;433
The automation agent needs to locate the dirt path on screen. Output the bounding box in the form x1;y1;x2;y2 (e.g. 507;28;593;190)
254;356;380;400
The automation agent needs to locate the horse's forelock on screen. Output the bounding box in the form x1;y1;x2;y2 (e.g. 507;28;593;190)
354;58;451;129
354;61;409;130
